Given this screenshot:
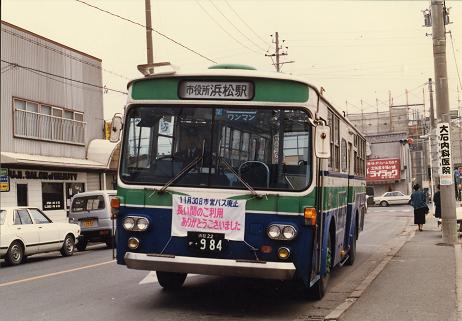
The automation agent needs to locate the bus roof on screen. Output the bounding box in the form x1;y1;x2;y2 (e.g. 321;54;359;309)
126;66;366;139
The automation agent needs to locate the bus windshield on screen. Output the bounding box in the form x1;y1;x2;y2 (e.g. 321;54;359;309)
120;105;312;191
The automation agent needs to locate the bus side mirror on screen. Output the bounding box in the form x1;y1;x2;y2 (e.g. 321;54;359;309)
110;113;123;143
315;125;331;159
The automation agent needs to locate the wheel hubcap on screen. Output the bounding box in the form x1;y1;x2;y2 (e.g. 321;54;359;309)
65;239;73;252
11;245;21;262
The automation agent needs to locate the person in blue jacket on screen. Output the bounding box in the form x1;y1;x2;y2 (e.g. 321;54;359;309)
410;183;428;231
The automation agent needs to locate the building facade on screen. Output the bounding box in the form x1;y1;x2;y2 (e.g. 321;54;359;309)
1;21;118;222
348;109;413;197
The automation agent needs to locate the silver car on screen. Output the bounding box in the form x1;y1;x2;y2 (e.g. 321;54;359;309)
68;190;116;251
375;191;411;207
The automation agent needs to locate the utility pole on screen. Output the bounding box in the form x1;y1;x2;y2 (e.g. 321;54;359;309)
266;32;294;72
430;0;458;244
145;0;154;65
137;0;170;76
389;90;393;132
458;85;462;167
429;78;436;128
360;99;364;133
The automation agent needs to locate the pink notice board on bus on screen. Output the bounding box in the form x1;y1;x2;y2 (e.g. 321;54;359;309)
366;158;400;181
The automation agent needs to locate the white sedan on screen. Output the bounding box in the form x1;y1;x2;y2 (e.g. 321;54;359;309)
0;207;80;265
374;191;411;207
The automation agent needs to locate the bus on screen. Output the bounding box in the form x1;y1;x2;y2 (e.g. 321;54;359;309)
111;64;367;299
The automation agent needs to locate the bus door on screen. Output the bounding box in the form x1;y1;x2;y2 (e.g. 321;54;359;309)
343;142;354;255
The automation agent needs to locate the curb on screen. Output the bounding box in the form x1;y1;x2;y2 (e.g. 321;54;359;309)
323;225;415;321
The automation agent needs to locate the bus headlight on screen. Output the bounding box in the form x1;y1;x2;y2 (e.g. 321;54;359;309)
267;224;298;240
136;217;149;231
267;225;281;239
123;217;136;231
282;225;297;240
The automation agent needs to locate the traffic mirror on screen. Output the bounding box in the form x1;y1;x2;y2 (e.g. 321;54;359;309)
110;113;123;143
315;125;331;159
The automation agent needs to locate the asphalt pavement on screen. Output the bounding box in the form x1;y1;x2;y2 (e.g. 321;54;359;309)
337;214;461;321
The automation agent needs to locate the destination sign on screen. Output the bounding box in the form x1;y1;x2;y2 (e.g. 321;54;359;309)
179;81;253;100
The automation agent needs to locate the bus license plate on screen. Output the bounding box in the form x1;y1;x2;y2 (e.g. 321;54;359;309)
187;232;226;254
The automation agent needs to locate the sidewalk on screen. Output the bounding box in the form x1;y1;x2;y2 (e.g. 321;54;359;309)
338;215;461;321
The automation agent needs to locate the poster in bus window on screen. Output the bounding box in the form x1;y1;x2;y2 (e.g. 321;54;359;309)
171;195;246;241
366;158;400;181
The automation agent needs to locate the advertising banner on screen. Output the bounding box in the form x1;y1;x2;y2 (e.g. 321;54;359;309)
172;195;246;241
366;158;400;181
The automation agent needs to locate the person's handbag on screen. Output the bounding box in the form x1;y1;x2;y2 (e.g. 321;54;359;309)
424;205;430;214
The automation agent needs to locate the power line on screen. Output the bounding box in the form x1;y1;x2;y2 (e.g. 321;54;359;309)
195;0;260;55
449;31;462;90
1;27;130;80
209;0;266;52
1;59;127;95
223;0;268;48
74;0;217;64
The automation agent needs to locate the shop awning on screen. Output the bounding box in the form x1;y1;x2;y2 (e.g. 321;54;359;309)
1;151;107;169
86;139;119;169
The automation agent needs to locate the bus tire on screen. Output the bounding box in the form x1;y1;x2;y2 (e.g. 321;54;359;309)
346;225;357;266
309;231;333;300
156;271;187;290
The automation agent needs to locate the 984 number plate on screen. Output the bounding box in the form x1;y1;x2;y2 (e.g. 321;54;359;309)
187;232;227;254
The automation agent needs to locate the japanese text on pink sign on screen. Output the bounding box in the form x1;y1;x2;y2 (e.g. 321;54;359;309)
366;158;400;181
171;195;246;241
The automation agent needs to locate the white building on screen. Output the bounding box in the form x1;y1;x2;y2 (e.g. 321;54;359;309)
1;21;118;222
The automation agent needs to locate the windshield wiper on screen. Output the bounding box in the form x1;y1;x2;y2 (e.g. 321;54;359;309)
216;156;264;199
156;155;203;194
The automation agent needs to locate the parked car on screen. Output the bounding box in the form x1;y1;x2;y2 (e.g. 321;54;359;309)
374;191;411;207
68;190;116;251
0;207;80;266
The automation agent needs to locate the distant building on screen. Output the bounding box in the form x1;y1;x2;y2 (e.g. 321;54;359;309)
1;21;118;222
347;109;413;196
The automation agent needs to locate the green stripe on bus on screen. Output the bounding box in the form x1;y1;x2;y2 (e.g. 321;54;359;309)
117;187;316;213
116;186;364;213
130;78;309;103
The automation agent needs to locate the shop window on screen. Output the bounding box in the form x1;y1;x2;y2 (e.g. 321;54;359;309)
42;182;64;210
17;184;28;206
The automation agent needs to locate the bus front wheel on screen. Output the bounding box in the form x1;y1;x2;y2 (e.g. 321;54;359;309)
308;232;333;300
156;271;187;290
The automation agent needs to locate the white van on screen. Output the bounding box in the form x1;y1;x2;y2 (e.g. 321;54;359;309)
68;190;116;251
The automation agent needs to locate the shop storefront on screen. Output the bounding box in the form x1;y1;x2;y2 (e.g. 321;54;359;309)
0;141;118;222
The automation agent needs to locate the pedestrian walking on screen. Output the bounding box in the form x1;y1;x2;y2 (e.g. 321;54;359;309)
410;184;428;231
433;184;441;227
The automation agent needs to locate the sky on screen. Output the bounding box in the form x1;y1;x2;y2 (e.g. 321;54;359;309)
2;0;462;120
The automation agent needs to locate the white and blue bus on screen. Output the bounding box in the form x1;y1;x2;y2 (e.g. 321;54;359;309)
111;64;367;299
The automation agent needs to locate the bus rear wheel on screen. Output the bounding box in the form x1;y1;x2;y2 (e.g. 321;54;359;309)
156;271;187;290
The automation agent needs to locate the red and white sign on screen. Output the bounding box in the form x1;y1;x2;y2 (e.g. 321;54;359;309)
172;195;246;241
367;158;400;181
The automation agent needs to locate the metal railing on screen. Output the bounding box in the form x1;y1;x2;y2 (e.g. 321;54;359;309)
14;109;86;145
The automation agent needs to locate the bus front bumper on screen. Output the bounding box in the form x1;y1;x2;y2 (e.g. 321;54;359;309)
124;252;296;280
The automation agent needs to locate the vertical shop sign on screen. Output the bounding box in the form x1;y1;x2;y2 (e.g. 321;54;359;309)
437;122;453;185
